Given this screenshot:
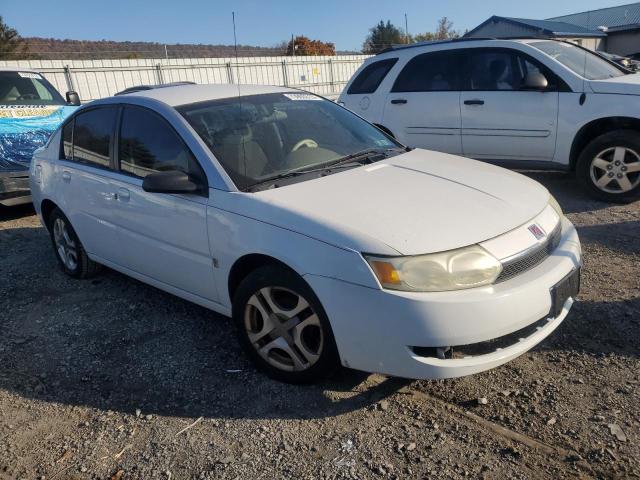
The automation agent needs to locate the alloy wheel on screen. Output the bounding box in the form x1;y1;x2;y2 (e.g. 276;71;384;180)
244;286;324;372
53;217;78;271
590;146;640;194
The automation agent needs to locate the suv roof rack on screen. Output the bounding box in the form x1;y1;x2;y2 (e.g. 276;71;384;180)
115;81;196;96
376;37;544;55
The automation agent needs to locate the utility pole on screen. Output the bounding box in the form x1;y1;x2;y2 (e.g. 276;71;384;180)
405;13;409;44
291;34;295;56
164;44;168;60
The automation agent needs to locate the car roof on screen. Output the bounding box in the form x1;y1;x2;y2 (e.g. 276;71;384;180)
117;83;299;106
0;66;43;74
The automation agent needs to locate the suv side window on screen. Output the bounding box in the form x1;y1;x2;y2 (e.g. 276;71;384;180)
469;50;519;91
391;51;460;92
347;58;398;94
467;49;559;91
118;105;206;186
72;107;117;168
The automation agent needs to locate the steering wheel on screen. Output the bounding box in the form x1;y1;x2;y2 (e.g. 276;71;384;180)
292;138;319;152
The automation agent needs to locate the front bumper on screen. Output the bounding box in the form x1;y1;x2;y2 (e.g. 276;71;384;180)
305;217;582;379
0;169;31;207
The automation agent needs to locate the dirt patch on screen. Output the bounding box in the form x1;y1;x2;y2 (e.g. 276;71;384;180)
1;173;638;479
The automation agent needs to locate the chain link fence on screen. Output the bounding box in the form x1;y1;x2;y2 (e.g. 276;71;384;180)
0;55;370;102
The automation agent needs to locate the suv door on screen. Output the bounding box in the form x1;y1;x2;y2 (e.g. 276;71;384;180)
382;50;462;154
58;106;122;263
110;104;218;302
460;48;559;162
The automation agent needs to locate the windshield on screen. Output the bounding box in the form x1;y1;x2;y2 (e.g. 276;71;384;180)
177;92;401;190
0;71;66;106
530;41;625;80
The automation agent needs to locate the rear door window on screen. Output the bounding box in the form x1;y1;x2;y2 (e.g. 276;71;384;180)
391;51;461;92
72;107;117;168
347;58;398;94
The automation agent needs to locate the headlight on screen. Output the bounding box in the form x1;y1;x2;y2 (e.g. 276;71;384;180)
364;245;502;292
548;194;563;217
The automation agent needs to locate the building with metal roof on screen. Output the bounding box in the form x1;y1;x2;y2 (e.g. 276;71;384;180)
466;3;640;55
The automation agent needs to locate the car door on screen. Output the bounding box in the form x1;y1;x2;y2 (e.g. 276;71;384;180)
382;50;462;154
460;48;559;162
57;106;122;263
109;104;218;301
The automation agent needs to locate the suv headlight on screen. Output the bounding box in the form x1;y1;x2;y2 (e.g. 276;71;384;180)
548;194;563;217
364;245;502;292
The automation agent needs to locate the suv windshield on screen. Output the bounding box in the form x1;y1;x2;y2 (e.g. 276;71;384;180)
178;92;401;190
530;41;625;80
0;71;66;106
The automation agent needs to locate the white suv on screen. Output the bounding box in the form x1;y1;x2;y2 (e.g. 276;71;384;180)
339;39;640;203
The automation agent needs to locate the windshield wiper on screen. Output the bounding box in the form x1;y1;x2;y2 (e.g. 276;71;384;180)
243;162;365;192
243;147;403;192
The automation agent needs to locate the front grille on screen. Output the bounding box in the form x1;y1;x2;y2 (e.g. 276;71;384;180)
495;225;562;283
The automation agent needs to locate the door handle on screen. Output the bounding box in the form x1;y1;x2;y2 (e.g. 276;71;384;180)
117;187;130;201
61;171;71;183
464;99;485;106
391;98;408;105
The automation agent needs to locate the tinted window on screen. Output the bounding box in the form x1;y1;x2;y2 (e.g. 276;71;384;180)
469;51;520;91
392;51;460;92
0;71;65;106
73;108;116;168
118;106;204;182
348;58;398;94
62;120;73;160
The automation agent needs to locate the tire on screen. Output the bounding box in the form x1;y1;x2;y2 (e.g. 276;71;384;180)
232;265;340;383
48;207;101;279
576;130;640;203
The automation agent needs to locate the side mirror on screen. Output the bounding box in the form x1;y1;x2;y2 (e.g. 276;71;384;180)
522;72;549;91
66;91;81;106
142;170;200;194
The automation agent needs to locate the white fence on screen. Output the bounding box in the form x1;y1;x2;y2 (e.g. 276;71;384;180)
0;55;370;102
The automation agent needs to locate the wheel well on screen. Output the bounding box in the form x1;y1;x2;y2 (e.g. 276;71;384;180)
227;254;297;302
570;117;640;170
373;123;395;138
40;199;58;230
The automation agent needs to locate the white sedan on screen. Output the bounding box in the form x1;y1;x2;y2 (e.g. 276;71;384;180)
30;84;582;383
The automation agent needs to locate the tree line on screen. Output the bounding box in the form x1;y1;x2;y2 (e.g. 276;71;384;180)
0;15;461;60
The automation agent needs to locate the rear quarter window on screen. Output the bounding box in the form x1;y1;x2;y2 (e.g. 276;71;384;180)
347;58;398;94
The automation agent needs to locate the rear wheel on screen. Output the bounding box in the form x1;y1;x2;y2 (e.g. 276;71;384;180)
232;265;340;383
48;208;101;278
576;130;640;203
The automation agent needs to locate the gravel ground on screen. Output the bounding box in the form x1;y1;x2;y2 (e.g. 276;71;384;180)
0;172;638;480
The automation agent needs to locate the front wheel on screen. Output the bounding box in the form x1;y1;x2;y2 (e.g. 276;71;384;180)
232;265;340;383
576;130;640;203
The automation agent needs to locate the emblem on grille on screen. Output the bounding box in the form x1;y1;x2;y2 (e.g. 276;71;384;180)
528;224;546;240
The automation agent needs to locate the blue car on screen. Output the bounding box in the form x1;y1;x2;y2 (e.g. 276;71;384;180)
0;68;79;207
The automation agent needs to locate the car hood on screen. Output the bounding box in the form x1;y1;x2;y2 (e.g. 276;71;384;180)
589;73;640;94
222;149;550;256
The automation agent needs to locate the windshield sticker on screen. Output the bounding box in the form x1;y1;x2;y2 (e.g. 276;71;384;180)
283;93;322;101
17;72;43;79
0;105;63;118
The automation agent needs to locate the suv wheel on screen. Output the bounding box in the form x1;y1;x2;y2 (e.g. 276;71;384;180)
49;207;101;278
232;265;340;383
577;130;640;203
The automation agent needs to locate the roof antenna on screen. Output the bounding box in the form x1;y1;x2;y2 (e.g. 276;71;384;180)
232;11;248;177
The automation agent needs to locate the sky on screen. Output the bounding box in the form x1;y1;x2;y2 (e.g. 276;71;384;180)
2;0;632;51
